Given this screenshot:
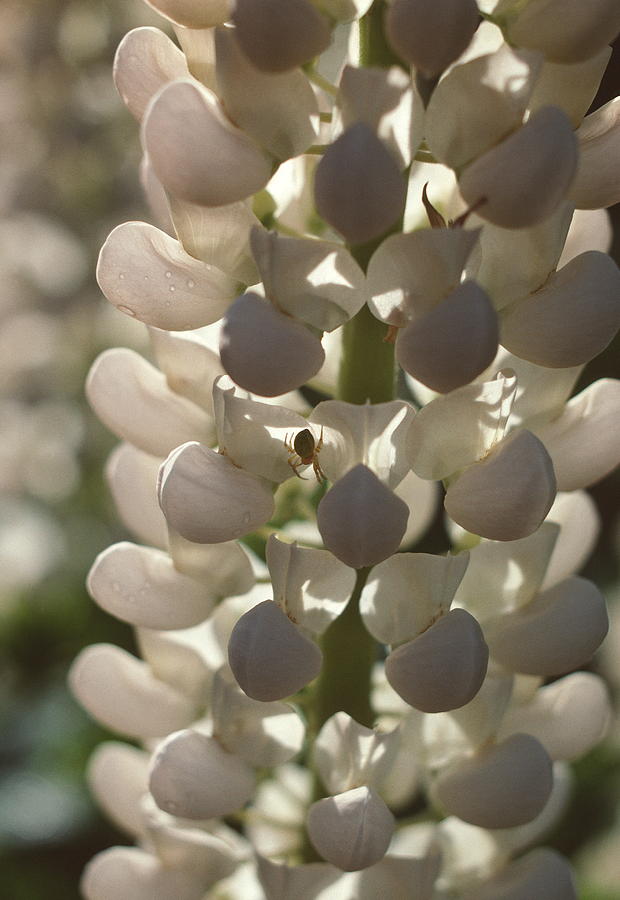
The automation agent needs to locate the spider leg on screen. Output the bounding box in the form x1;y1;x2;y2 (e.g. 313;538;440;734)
315;425;324;452
287;456;308;480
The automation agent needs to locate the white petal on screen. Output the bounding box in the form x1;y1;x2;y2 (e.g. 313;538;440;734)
453;523;559;621
167;195;260;284
543;491;600;589
81;846;209;900
113;27;190;121
445;430;557;542
407;371;518;481
232;0;331;73
572;97;620;209
250;228;367;332
527;46;611;128
220;292;325;397
386;609;488;713
461;848;577;900
69;644;196;739
87;542;215;630
484;576;608;677
144;0;231;28
432;733;553;829
213;376;307;482
314;123;406;245
87;742;150;837
467;202;572;312
106;443;168;549
167;530;255;595
149;729;255;819
360;552;469;645
158;442;275;543
139;154;175;233
307;787;395;871
310;399;415;489
214;26;319;160
459;107;578;229
314;712;399;794
211;667;305;765
87;348;213;457
338;64;423;169
317;465;409;568
394;470;440;549
396;280;498;393
137;629;210;702
500;672;610;761
385;0;480;78
97;221;238;330
228;599;323;701
143;80;272;206
367;227;479;326
500;251;620;368
255;855;342;900
506;0;620;63
558;208;612;268
266;535;355;634
533;378;620;490
149;328;224;413
425;45;542;169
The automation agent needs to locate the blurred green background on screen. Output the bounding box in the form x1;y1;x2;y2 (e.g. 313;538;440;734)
0;1;618;897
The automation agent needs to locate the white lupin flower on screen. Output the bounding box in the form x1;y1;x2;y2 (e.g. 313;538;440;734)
314;122;406;244
96;221;239;330
113;27;191;122
306;786;395;870
142;80;272;206
86;348;214;456
149;729;256;819
459;106;578;228
158;441;275;543
220;292;326;396
77;2;618;893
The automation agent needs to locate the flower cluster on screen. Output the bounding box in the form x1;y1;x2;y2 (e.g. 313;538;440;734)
72;1;620;897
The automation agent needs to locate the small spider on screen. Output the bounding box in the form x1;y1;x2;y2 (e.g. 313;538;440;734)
284;426;326;483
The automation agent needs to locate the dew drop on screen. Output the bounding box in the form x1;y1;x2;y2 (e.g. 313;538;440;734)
187;279;195;289
118;273;125;280
169;285;176;292
117;305;137;317
144;274;149;281
165;271;172;279
165;300;171;308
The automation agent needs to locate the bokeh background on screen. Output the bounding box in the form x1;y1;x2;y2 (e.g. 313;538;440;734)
0;2;618;897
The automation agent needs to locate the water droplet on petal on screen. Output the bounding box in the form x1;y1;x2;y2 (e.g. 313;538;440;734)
117;305;137;317
187;279;195;289
118;273;125;280
169;285;176;292
165;271;172;279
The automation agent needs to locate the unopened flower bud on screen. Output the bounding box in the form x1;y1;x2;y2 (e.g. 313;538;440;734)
314;123;406;245
444;429;556;541
395;280;499;393
432;733;553;828
385;609;488;713
220;292;325;396
505;0;620;65
306;786;395;871
149;729;256;819
484;576;608;677
143;80;272;206
158;442;275;543
385;0;480;79
500;251;620;368
228;599;323;701
317;465;409;568
233;0;331;73
459;106;578;229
